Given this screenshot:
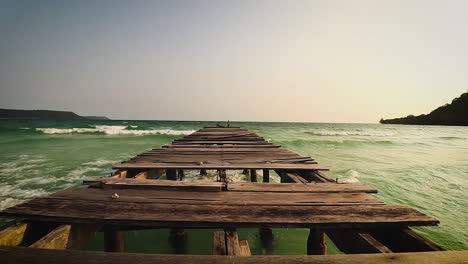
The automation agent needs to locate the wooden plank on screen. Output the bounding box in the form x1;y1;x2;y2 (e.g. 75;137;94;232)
36;188;384;206
83;178;224;192
29;225;71;250
227;182;378;193
0;197;439;228
113;163;328;170
0;223;27;246
1;246;467;264
239;240;251;256
213;231;226;255
368;228;445;252
327;229;392;254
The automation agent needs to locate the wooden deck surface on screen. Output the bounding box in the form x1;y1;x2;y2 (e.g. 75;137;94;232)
114;128;328;171
1;246;467;264
0;186;438;228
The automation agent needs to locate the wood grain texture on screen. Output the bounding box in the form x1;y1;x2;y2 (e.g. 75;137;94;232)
1;246;467;264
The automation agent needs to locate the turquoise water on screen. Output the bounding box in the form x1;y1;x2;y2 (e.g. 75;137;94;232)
0;120;467;253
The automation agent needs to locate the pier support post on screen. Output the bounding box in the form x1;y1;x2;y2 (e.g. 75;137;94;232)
259;228;274;253
250;170;257;182
200;169;207;176
242;169;249;175
166;169;177;180
263;169;270;182
169;228;188;254
218;169;227;182
307;228;326;255
104;229;125;252
177;170;185;180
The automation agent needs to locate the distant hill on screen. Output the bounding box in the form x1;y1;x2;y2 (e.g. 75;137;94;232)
0;109;109;121
83;116;111;120
380;92;468;126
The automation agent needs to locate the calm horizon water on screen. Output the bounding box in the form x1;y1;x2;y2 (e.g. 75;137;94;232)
0;120;467;253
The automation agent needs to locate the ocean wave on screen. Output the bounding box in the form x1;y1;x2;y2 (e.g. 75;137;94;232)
36;125;195;135
307;130;397;137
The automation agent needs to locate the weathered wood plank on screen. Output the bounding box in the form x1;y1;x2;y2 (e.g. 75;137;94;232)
1;246;467;264
227;182;378;193
0;197;439;228
83;178;225;192
32;188;384;206
113;163;327;170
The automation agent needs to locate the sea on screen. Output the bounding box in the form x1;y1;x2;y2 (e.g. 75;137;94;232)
0;120;466;253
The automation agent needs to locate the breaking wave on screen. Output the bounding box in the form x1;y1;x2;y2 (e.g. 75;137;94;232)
36;125;195;135
307;130;397;137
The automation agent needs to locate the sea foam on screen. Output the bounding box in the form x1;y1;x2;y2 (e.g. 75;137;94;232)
310;130;397;137
36;125;195;135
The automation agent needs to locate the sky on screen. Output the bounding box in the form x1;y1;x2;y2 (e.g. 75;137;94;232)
0;0;467;123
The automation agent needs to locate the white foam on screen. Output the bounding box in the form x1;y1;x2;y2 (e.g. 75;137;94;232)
311;130;397;137
36;126;195;136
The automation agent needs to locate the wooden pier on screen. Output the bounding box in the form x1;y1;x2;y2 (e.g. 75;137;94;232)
0;127;466;263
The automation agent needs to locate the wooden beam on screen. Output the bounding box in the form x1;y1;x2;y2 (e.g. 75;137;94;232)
326;229;392;254
29;225;71;250
368;228;445;252
307;228;326;255
1;246;467;264
19;222;60;247
0;223;27;246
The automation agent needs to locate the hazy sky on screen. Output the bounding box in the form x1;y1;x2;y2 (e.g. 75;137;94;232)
0;0;467;122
